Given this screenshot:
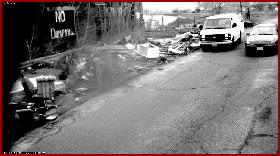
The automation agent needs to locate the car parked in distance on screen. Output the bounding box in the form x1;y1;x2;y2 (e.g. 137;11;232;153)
245;24;278;56
244;19;254;28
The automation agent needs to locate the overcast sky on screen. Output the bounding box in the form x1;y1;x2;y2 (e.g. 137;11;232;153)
142;2;198;12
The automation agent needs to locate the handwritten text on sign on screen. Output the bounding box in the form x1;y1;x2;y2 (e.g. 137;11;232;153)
50;9;75;39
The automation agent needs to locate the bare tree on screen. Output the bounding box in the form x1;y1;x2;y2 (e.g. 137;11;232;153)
25;24;39;60
69;2;143;47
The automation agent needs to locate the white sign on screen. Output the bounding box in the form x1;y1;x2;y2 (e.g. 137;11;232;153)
55;11;66;23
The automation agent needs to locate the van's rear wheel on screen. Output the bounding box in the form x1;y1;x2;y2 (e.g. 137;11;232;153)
237;31;242;44
231;37;235;48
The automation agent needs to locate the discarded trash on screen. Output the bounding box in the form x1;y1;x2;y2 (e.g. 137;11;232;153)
45;106;57;117
125;43;135;50
45;100;53;104
46;114;58;121
75;87;88;92
81;75;89;80
85;72;94;77
75;97;79;101
76;57;87;71
115;38;129;45
168;42;189;54
124;35;132;41
190;42;200;49
118;54;126;61
133;66;145;70
188;27;200;38
136;43;160;58
171;32;191;44
54;80;66;93
157;56;168;63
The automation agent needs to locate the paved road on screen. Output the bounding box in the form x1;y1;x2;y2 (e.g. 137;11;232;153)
12;28;278;154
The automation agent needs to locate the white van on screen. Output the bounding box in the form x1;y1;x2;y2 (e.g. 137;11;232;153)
200;13;244;51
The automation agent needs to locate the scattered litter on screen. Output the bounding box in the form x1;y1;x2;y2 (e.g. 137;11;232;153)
85;72;94;77
76;57;87;71
157;56;168;63
133;66;145;70
168;42;189;54
136;43;160;58
54;80;66;93
45;107;57;117
124;35;132;41
46;114;58;121
190;42;200;48
45;100;53;104
133;84;143;88
75;87;88;92
118;54;126;61
125;43;135;50
81;75;89;80
171;32;191;44
115;37;128;45
188;27;200;38
75;97;79;101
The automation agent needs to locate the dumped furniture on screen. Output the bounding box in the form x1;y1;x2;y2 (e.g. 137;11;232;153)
136;43;161;58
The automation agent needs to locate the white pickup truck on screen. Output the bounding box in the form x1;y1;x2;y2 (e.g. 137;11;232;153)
200;13;244;51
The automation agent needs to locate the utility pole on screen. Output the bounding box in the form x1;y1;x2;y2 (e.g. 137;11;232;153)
162;16;164;38
177;10;180;28
240;2;243;15
162;16;164;28
218;2;222;14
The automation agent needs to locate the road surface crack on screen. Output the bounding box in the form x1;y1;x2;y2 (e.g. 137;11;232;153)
200;144;209;154
251;133;278;138
238;89;277;154
216;74;229;82
145;86;211;91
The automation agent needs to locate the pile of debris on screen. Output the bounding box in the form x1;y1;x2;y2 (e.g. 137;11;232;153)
144;28;201;56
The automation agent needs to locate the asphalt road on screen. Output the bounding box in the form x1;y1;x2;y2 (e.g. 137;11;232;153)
12;27;278;154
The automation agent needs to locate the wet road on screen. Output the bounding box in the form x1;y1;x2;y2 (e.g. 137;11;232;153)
12;30;278;153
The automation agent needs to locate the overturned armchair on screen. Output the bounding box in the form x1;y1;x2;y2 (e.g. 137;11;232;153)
9;71;59;134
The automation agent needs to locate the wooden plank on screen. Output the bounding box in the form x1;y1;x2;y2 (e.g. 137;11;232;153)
20;45;91;69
